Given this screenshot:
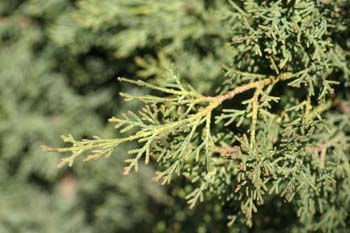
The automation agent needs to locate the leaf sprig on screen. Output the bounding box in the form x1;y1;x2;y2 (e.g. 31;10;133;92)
43;71;295;171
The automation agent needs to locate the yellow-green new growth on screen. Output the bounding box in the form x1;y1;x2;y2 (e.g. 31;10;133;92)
43;71;294;173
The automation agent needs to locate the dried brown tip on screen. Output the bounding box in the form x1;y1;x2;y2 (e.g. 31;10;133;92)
57;160;67;169
123;167;131;175
83;154;100;162
41;145;53;152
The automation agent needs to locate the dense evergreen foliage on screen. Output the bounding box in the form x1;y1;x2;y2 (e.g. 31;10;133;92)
2;0;350;232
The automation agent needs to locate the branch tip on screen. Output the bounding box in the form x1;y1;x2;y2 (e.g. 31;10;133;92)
57;160;67;169
40;145;53;152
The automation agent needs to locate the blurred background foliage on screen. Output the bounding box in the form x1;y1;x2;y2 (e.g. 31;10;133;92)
0;0;236;232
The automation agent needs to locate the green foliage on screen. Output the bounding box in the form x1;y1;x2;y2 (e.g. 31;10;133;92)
1;0;236;232
46;0;231;92
48;0;350;232
0;5;166;233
